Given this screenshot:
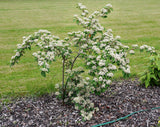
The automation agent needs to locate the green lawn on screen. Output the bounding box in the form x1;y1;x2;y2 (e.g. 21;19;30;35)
0;0;160;98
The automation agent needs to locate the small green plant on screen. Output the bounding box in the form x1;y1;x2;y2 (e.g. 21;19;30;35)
158;117;160;127
139;54;160;88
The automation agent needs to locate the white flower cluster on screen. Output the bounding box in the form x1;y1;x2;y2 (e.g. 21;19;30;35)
128;44;156;55
58;68;98;121
78;8;131;94
129;50;135;54
132;44;138;49
100;4;113;17
108;64;117;70
92;46;101;54
10;29;71;75
74;3;112;32
140;44;156;53
103;44;130;75
77;3;88;17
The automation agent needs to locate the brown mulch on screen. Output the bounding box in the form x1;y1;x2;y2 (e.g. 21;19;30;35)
0;79;160;127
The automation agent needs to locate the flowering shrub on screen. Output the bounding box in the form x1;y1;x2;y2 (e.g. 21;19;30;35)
10;3;157;120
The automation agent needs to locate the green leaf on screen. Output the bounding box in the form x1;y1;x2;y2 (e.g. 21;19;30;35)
41;71;46;77
147;73;151;82
139;75;146;82
145;80;150;88
156;61;160;70
150;74;157;81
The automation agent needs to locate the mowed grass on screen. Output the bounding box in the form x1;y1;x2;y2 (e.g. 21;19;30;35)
0;0;160;98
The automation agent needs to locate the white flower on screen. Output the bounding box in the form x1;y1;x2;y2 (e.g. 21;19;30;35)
151;50;156;53
115;36;121;40
147;47;152;51
55;84;59;89
107;29;112;33
95;48;100;54
84;29;90;33
123;46;129;49
55;92;60;96
34;39;38;42
100;44;106;49
107;72;114;77
81;44;88;49
99;76;103;81
15;52;20;57
75;105;79;110
91;60;96;64
140;45;145;50
86;112;93;120
132;44;138;48
129;50;135;54
86;77;90;80
92;66;96;70
38;29;50;33
87;62;91;65
84;10;88;14
77;83;84;87
33;52;38;57
106;80;112;84
98;71;105;76
103;67;108;73
89;55;94;59
81;110;86;117
45;63;50;68
80;5;86;10
114;46;119;49
108;64;117;70
93;77;98;82
105;45;111;50
23;36;26;39
41;68;48;72
81;13;86;16
17;44;22;49
92;46;100;54
96;55;101;61
101;8;108;13
11;56;15;59
90;103;94;108
151;47;155;50
68;32;73;36
105;4;112;8
120;59;126;66
126;59;130;64
124;68;130;73
73;96;82;103
69;91;73;96
102;84;105;88
41;52;45;56
78;3;82;6
80;50;84;53
99;60;105;66
38;61;44;66
95;107;99;112
96;87;100;91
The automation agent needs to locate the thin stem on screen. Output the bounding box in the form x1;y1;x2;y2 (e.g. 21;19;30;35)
62;56;65;104
71;51;81;70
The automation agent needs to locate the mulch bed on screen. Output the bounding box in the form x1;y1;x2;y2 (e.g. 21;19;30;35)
0;79;160;127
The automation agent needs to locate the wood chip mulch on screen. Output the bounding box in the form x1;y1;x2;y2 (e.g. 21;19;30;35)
0;79;160;127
